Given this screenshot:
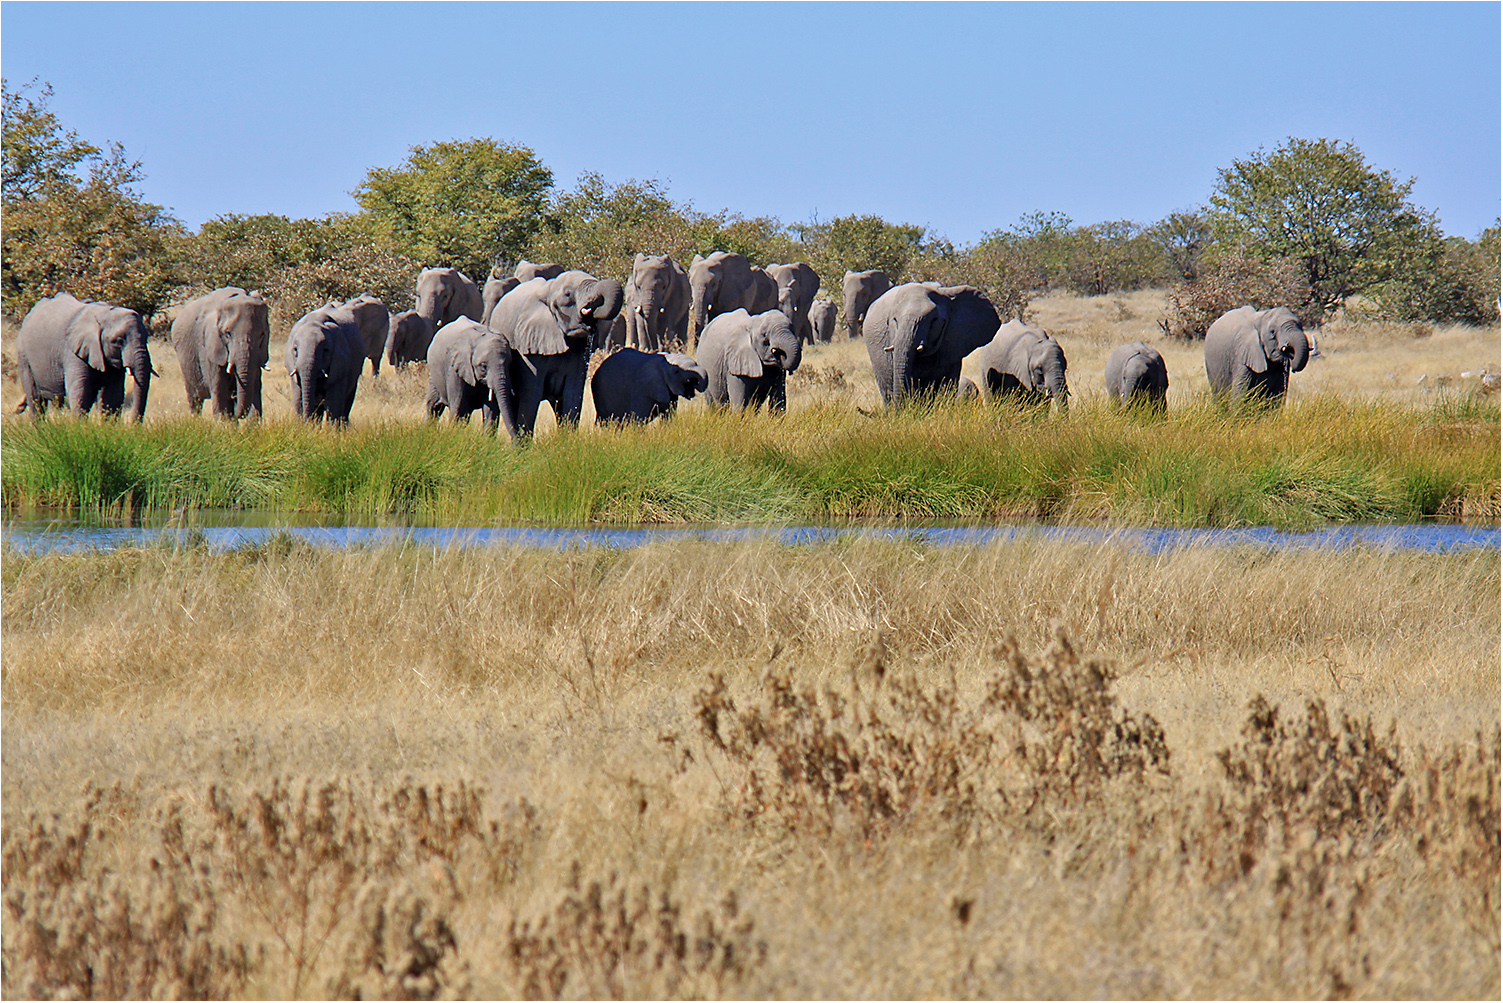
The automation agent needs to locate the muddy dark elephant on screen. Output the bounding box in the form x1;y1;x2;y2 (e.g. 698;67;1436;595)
284;302;365;423
863;283;999;406
1104;341;1168;410
766;262;820;345
425;317;516;435
843;269;893;341
172;287;269;419
591;347;707;424
1204;306;1311;405
16;292;153;420
624;253;691;352
697;309;802;412
488;270;624;437
975;320;1070;413
687;251;777;352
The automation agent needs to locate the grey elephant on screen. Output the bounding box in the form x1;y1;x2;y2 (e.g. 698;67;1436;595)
957;376;980;402
809;299;838;344
284;302;365;423
765;262;820;344
482;260;564;324
624;253;691;352
842;269;893;341
1104;341;1168;410
171;287;269;419
697;309;802;412
425;317;516;435
343;295;390;376
1204;306;1310;404
385;310;433;370
415;267;483;336
591;347;708;424
974;320;1070;413
15;292;153;420
489;270;624;436
687;251;777;352
863;283;1000;406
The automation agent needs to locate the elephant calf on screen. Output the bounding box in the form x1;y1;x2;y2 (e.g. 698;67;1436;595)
426;318;516;435
1104;341;1168;411
974;320;1070;413
1204;306;1311;405
591;347;708;425
697;309;802;412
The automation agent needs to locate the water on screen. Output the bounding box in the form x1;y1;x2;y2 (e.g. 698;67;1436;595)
3;511;1497;555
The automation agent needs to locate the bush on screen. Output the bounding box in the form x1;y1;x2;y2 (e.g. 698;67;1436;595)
1164;251;1317;339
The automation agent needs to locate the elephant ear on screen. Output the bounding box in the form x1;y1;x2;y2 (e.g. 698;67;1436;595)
510;297;569;355
726;315;770;378
208;304;234;370
666;353;709;394
940;286;1002;352
1251;310;1283;371
67;312;108;371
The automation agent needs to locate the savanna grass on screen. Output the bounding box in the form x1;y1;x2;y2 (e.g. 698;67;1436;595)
3;393;1497;527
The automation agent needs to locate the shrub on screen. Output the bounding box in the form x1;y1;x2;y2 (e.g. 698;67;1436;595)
1164;251;1317;339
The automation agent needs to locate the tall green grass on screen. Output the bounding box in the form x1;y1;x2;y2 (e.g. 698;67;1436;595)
3;394;1497;528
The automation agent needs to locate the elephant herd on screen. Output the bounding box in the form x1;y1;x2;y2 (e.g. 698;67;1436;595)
12;249;1314;430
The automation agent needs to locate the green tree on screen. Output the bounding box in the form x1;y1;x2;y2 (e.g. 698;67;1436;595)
1208;137;1432;316
351;138;553;280
1147;209;1213;282
2;78;184;318
791;213;927;298
1366;222;1501;327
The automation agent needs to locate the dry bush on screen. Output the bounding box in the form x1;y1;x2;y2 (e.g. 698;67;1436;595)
502;867;765;999
1164;252;1317;339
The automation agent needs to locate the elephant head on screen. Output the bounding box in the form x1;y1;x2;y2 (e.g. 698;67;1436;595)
1254;307;1311;376
981;320;1070;413
464;325;516;436
68;303;153;421
628;253;690;352
415;267;481;332
727;309;801;378
503;271;625;356
286;305;360;422
766;263;820;344
661;352;709;401
865;284;1000;406
513;260;564;283
687;251;775;352
1105;341;1168;410
210;289;269;418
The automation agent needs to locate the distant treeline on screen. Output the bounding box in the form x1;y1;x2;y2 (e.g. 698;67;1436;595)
3;80;1499;335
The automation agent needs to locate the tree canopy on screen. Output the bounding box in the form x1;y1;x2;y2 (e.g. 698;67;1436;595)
351;138;553;280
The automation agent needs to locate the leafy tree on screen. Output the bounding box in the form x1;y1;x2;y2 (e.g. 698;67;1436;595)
791;213;927;299
529;173;692;281
1147;210;1213;282
1208;137;1432;316
1064;220;1167;296
2;78;184;319
351;138;553;280
1007;211;1077;291
1365;222;1501;327
1164;251;1315;340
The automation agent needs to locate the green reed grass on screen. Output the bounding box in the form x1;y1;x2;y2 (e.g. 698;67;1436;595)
3;394;1497;527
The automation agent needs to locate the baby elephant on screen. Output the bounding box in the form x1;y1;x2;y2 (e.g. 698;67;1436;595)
1104;341;1168;410
425;318;517;436
591;348;708;425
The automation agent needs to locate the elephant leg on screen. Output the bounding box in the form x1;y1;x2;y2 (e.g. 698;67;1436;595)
98;372;126;417
727;376;752;412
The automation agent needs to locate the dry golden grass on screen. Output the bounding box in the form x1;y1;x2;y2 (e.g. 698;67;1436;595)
4;290;1498;430
3;538;1497;998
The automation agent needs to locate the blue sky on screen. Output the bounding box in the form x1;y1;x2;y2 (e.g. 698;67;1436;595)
3;1;1499;242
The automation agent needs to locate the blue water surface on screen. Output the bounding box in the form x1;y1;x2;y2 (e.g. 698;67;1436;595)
3;518;1497;555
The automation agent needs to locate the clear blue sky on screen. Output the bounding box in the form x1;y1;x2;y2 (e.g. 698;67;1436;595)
3;1;1498;242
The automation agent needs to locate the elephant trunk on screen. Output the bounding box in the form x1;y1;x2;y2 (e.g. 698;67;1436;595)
688;280;714;354
127;339;151;422
1049;368;1069;414
1286;328;1311;373
775;327;802;374
637;286;666;350
298;356;322;420
487;366;517;438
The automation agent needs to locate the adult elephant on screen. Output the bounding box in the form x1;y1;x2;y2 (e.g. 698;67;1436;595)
974;320;1070;413
591;347;707;425
1204;306;1310;404
697;309;802;412
842;269;893;341
15;292;153;421
415;267;483;336
385;310;432;370
489;270;624;436
863;283;999;406
1104;341;1168;411
425;317;516;435
766;262;820;344
284;302;365;423
809;299;838;344
687;251;777;352
171;287;269;419
343;294;390;376
624;253;690;352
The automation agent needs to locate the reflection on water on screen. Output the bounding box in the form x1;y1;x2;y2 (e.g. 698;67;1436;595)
3;513;1498;555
